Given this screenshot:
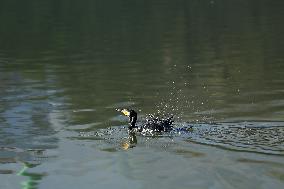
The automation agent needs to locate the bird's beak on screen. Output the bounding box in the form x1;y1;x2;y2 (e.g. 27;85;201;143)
121;109;130;116
116;108;130;117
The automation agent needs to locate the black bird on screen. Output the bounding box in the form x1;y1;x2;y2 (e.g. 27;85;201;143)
116;108;174;133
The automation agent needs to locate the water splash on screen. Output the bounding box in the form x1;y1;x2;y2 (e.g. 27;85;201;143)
78;121;284;155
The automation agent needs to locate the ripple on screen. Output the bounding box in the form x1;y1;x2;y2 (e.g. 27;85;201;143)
0;147;57;163
106;101;136;109
78;121;284;155
173;149;205;158
67;122;102;131
268;170;284;181
0;169;14;174
237;158;284;167
72;109;96;113
183;122;284;155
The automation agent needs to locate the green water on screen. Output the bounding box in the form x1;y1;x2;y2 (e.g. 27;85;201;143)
1;0;284;188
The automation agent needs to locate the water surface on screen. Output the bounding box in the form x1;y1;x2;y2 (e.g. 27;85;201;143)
0;0;284;188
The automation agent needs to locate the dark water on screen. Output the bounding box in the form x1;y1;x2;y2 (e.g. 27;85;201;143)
1;0;284;188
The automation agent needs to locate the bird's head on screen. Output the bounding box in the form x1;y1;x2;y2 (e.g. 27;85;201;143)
116;108;131;117
116;108;137;129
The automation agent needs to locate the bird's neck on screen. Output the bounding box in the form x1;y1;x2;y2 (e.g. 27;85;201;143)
129;120;136;130
128;110;137;130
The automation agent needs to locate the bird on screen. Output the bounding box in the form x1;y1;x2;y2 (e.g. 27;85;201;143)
116;108;174;133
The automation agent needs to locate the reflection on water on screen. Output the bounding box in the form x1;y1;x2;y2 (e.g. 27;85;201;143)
121;132;137;150
0;147;51;189
1;0;284;188
18;162;46;189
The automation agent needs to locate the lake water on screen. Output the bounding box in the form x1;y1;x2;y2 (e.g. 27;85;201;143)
0;0;284;188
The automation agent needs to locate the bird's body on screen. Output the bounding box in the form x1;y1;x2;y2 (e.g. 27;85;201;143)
140;114;174;132
116;108;174;133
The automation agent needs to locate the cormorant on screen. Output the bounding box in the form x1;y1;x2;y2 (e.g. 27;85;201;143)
116;108;174;133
